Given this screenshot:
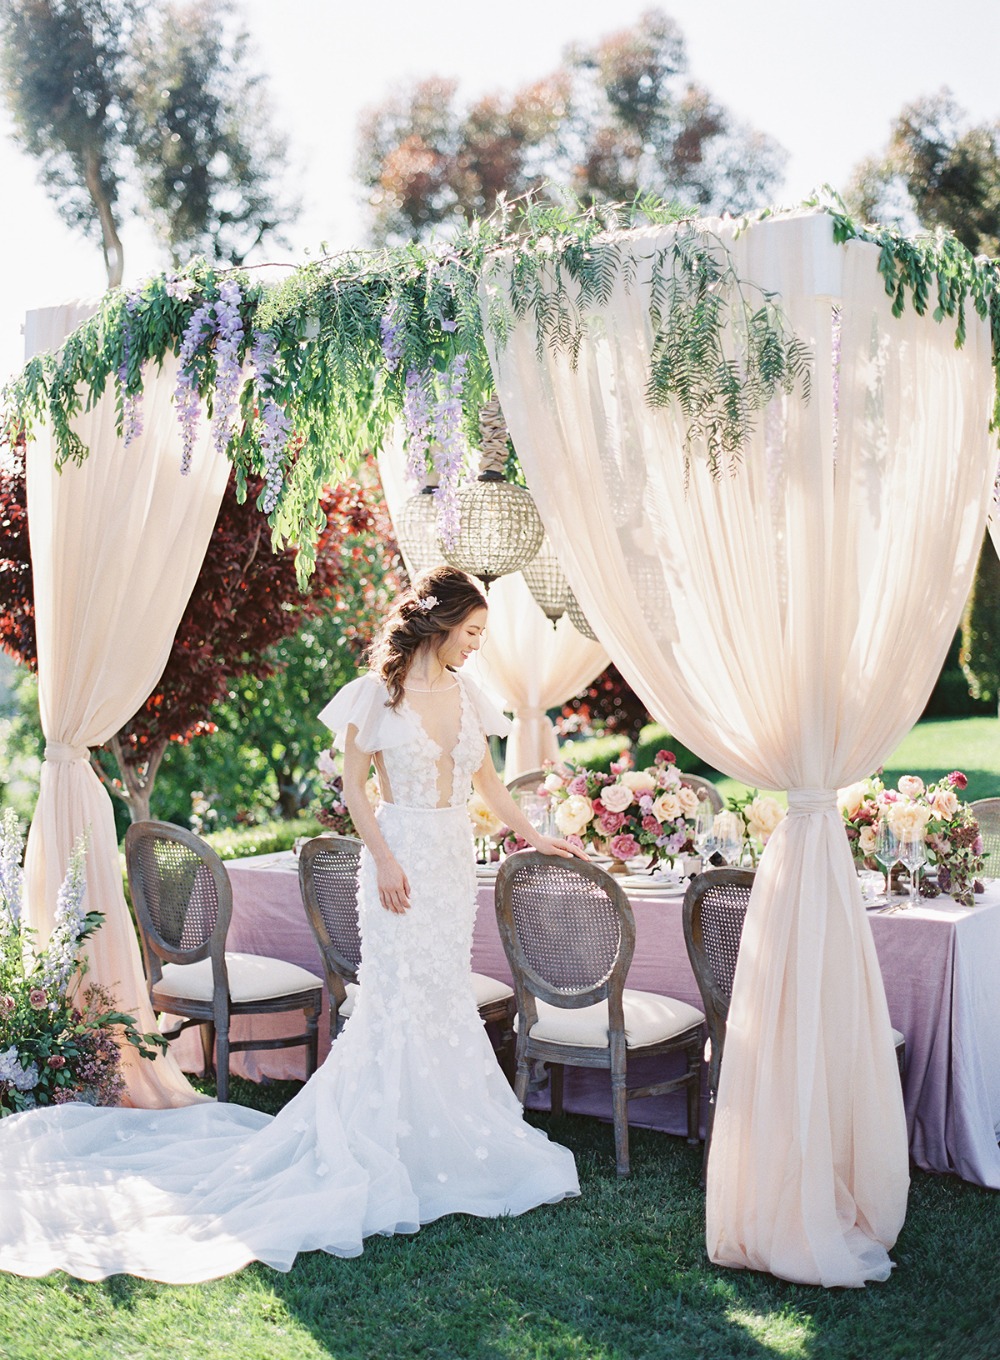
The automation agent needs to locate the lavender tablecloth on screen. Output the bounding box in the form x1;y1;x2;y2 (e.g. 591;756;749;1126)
171;854;1000;1187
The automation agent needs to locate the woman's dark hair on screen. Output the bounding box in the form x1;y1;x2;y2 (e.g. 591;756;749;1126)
368;565;487;707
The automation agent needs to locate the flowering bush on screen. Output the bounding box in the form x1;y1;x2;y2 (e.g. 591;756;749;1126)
541;749;698;867
0;810;167;1114
838;770;986;906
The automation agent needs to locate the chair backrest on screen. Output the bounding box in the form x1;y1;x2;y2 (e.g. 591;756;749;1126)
505;769;546;799
682;868;754;1077
124;820;232;985
971;798;1000;876
683;773;724;813
495;852;635;1012
298;836;363;983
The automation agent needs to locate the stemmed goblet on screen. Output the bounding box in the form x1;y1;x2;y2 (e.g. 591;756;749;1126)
694;801;718;870
899;833;928;909
873;822;899;901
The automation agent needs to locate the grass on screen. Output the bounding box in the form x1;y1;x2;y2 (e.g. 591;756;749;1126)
0;1078;998;1360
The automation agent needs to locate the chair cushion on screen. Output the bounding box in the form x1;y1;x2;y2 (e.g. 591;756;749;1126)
156;952;323;1004
338;982;359;1018
522;988;704;1049
472;972;514;1007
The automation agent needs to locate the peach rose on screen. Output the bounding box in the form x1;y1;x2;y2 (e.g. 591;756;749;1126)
620;770;657;795
555;794;595;837
858;824;878;856
599;783;634;814
930;788;960;821
886;800;932;841
677;786;701;816
746;796;785;843
467;793;503;839
651;792;682;823
897;775;925;800
837;782;868;818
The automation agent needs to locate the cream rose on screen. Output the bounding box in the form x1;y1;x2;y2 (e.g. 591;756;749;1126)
930;788;960;821
555;794;595;836
543;772;564;794
886;800;932;841
365;776;381;808
837;781;868;818
468;792;503;838
599;783;634;814
651;791;682;823
858;824;878;856
897;775;925;800
620;770;657;795
677;785;701;816
746;796;785;843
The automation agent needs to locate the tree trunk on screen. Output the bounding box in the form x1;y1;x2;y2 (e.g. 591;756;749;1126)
82;147;124;289
99;734;167;823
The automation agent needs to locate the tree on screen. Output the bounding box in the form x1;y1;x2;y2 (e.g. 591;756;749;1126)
846;91;1000;256
558;664;651;745
0;447;402;822
960;533;1000;714
355;8;785;244
0;0;296;287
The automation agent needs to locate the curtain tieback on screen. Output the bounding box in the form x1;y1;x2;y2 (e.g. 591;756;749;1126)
786;787;838;815
515;706;547;719
44;742;89;763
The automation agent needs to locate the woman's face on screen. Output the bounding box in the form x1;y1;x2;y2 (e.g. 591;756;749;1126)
436;605;487;670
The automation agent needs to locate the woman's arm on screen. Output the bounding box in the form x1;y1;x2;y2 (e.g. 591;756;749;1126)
342;726;411;913
472;752;587;860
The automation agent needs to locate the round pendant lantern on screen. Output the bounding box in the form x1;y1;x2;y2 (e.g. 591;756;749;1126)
522;535;569;624
566;591;599;641
395;485;447;575
441;397;544;589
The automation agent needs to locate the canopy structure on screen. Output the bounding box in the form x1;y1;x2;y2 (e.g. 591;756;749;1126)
8;201;1000;1282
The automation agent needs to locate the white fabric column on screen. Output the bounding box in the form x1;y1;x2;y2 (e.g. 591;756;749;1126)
483;212;996;1285
23;305;231;1107
375;434;608;778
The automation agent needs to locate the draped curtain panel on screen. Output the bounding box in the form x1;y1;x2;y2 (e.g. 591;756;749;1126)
482;212;996;1286
23;305;232;1108
375;436;608;778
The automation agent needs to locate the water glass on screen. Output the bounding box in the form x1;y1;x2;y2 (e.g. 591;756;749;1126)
899;834;928;909
874;823;899;897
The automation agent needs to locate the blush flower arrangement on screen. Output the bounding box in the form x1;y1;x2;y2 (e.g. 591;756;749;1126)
838;770;986;906
313;749;379;839
0;810;167;1115
541;749;699;869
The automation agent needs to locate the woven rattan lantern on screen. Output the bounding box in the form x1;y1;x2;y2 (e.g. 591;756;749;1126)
566;590;598;641
441;398;544;589
522;534;569;624
395;484;447;575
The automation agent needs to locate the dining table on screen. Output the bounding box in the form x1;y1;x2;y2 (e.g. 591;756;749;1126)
170;851;1000;1189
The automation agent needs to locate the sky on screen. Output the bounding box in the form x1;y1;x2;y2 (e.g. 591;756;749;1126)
2;0;1000;381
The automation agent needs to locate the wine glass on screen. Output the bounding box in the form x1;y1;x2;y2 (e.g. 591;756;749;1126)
873;822;899;899
899;833;928;909
694;800;717;869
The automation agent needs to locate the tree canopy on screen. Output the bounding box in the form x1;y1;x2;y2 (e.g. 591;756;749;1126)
355;9;786;245
0;0;297;286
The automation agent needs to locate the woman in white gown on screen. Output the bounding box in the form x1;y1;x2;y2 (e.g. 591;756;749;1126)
0;566;581;1282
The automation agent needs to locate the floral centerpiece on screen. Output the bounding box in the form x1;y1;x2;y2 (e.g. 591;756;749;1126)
0;810;167;1114
725;790;786;865
314;748;379;839
468;793;503;863
541;749;698;870
838;770;986;906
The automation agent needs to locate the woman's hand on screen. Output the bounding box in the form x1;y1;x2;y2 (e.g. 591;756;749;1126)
530;834;589;861
376;855;411;913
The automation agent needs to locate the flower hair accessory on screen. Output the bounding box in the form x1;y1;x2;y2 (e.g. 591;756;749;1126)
417;595;438;611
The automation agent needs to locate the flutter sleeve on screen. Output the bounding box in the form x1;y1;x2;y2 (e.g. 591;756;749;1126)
317;674;418;753
460;673;513;739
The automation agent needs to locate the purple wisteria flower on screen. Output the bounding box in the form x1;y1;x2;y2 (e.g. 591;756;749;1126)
431;352;469;550
174;300;216;474
165;276;197;302
118;290;144;447
251;329;292;514
210;280;245;456
380;301;405;372
402;368;432;487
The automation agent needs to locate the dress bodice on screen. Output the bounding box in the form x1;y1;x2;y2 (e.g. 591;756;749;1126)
318;670;512;810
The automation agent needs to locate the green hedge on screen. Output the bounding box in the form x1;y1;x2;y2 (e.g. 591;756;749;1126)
202;816;325;862
559;723;704;775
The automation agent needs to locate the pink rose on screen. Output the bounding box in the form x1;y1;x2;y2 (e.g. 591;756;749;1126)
642;815;660;833
948;770;968;790
609;833;640;861
0;995;14;1014
28;988;47;1010
47;1055;66;1069
568;775;589;796
655;749;676;766
564;834;585;850
597;811;625;836
897;775;925;800
599;783;633;814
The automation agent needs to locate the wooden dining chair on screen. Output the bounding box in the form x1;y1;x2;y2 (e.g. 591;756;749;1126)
505;769;547;800
495;851;705;1175
682;773;724;813
970;798;1000;877
297;835;516;1077
125;821;323;1102
682;867;907;1175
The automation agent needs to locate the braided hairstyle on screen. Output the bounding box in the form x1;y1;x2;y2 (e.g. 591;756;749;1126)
368;564;487;708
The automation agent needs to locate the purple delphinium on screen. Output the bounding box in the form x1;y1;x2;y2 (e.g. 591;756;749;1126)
431;352;468;550
210;280;245;456
402;367;432;486
251;329;292;514
38;833;89;996
175;300;216;474
380;301;405;372
118;290;144;446
0;809;22;932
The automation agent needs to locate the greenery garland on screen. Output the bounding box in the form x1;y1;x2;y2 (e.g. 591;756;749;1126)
3;194;998;581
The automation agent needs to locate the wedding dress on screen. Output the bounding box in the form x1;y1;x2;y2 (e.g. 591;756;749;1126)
0;671;578;1282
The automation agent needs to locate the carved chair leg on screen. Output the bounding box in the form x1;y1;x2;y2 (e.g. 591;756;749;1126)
200;1021;216;1079
514;1042;531;1106
215;1025;230;1103
549;1062;564;1117
305;1003;320;1078
611;1071;630;1177
685;1041;701;1145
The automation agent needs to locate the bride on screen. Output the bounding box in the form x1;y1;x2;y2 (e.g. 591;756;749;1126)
0;565;581;1283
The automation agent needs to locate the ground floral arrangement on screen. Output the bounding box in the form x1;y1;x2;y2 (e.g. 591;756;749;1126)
838;770;986;905
0;810;166;1114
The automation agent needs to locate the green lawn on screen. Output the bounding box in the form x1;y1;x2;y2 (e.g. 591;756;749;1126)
0;1078;997;1360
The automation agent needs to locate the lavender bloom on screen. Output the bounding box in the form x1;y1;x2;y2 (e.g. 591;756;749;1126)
0;808;23;932
402;368;432;486
380;302;405;372
251;329;292;514
38;831;89;995
210;280;245;456
440;318;458;333
175;301;216;474
165;276;197;301
432;352;469;550
0;1046;39;1092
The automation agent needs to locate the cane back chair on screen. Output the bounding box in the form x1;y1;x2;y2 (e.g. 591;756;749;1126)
125;820;323;1102
970;798;1000;879
495;852;705;1176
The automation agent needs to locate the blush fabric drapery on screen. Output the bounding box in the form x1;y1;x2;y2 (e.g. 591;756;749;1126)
375;433;607;779
23;305;231;1107
482;211;996;1285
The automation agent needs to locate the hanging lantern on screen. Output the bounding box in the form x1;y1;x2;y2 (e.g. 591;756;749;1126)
395;485;446;575
566;591;598;641
441;398;544;589
522;535;569;625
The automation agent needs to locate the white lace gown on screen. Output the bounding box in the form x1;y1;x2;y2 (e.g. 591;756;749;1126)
0;672;578;1282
